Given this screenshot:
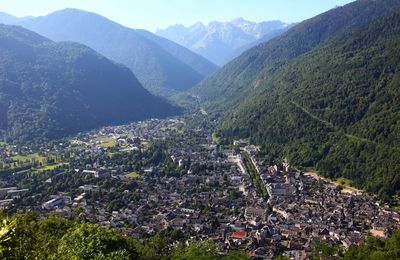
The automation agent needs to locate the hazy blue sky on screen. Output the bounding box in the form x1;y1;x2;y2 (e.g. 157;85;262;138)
0;0;356;32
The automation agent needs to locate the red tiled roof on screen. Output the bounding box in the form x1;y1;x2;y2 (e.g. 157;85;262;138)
231;230;247;239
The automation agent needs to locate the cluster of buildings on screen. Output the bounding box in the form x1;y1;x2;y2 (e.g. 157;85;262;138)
0;117;399;259
240;148;400;258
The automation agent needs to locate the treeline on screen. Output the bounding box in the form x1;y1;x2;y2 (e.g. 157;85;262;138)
308;232;400;259
343;230;400;259
0;212;249;259
1;212;399;259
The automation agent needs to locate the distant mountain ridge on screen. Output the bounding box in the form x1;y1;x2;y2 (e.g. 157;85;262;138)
0;12;19;24
0;9;218;97
157;18;289;65
0;24;180;143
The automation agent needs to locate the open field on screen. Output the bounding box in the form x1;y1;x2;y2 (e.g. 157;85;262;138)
95;137;117;148
11;153;46;163
37;163;69;172
127;171;141;178
304;171;362;195
334;177;352;187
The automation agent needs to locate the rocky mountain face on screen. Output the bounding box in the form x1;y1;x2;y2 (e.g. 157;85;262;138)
157;18;289;65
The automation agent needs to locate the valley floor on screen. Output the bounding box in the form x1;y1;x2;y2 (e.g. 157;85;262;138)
0;115;398;258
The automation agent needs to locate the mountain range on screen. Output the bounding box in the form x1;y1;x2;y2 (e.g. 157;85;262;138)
0;24;179;143
0;0;399;199
188;0;400;198
157;18;290;66
0;9;218;96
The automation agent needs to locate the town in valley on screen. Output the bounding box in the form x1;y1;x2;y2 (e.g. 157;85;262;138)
0;115;398;259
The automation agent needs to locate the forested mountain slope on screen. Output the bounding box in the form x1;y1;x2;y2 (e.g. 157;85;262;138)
189;0;400;114
228;26;293;62
0;25;179;143
220;7;400;199
12;9;218;96
135;29;218;77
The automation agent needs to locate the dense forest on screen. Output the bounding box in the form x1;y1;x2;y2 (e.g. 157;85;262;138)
0;24;180;144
